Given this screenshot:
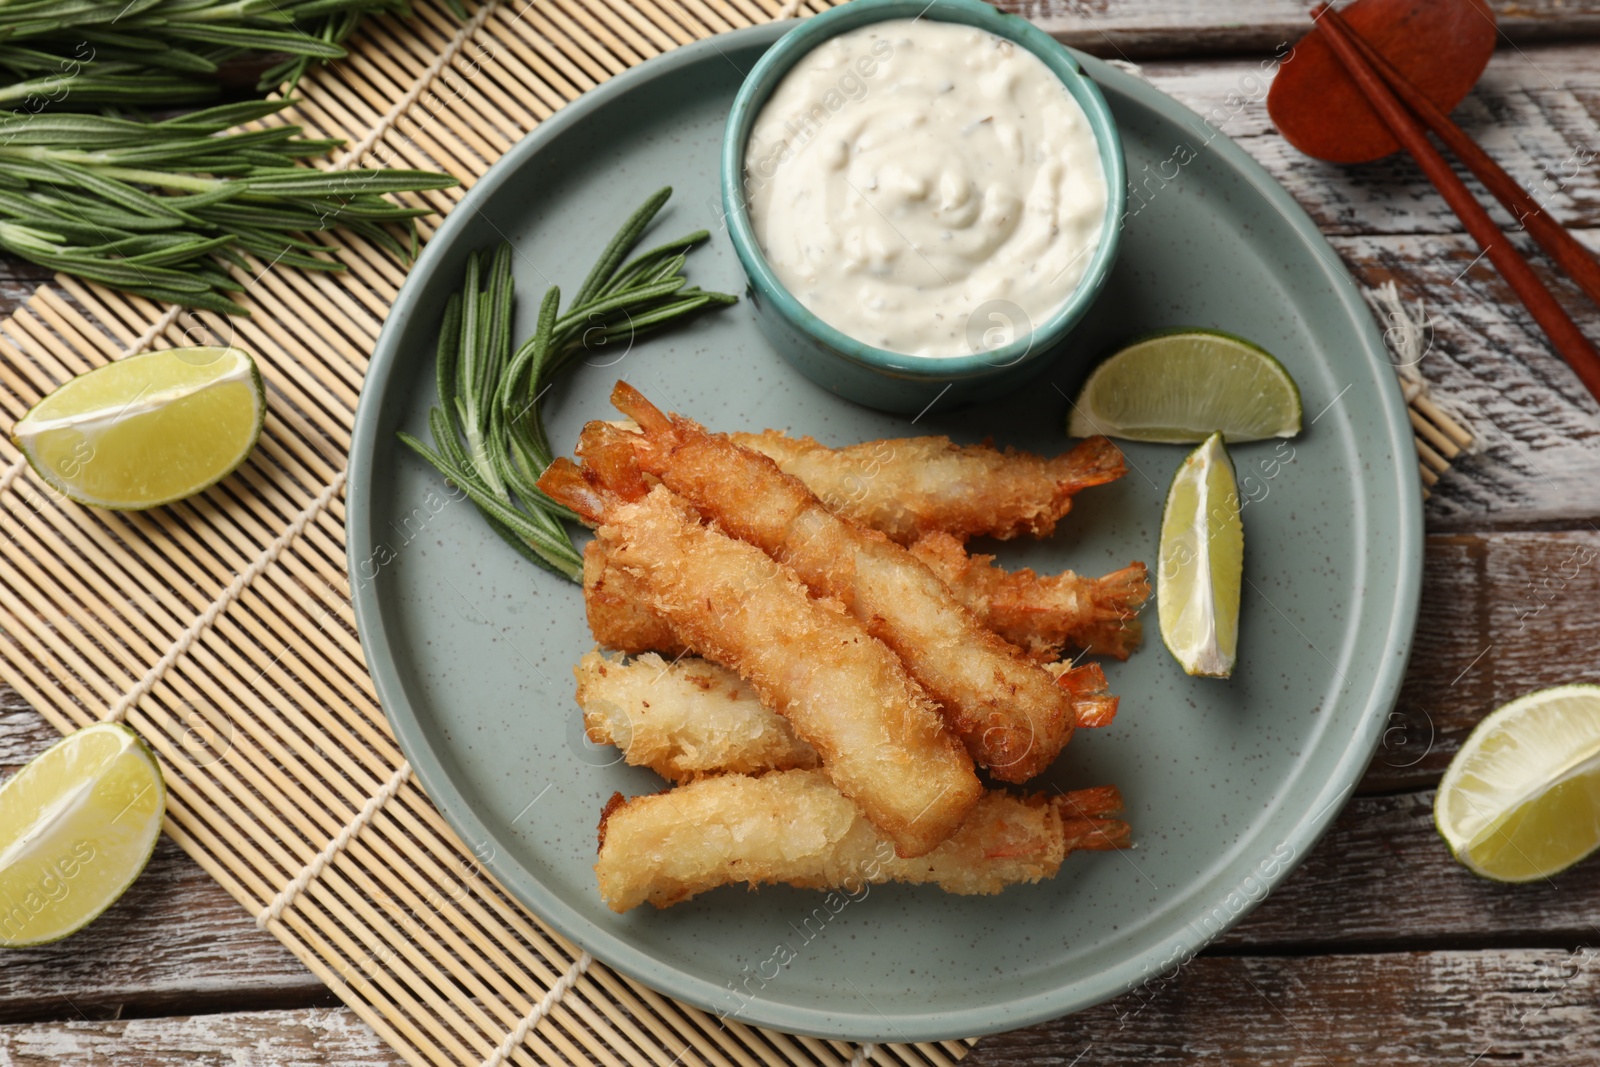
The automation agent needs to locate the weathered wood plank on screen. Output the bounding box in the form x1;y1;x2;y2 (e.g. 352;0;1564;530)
1375;529;1600;791
0;1007;403;1067
0;702;327;1024
1139;46;1600;237
5;949;1600;1066
1005;0;1600;57
972;949;1600;1066
1226;788;1600;951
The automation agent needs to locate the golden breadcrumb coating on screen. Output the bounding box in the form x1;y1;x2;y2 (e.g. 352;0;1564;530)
909;531;1149;661
575;650;819;782
732;430;1126;544
594;770;1129;911
537;465;981;858
587;383;1108;782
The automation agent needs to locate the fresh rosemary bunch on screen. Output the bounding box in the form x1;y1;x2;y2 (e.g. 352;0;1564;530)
0;101;458;313
399;188;738;581
0;0;463;106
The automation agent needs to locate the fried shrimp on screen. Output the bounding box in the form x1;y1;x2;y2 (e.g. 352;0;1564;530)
538;465;981;857
590;383;1107;782
732;429;1126;544
578;650;1117;784
586;534;1148;663
575;650;819;782
909;532;1150;661
594;769;1130;911
582;540;682;656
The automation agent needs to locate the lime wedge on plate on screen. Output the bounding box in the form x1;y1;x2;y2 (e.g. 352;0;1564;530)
1068;329;1302;443
11;346;264;510
1436;685;1600;883
0;723;165;947
1158;432;1243;678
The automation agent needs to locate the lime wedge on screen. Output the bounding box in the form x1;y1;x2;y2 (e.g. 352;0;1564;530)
1436;685;1600;883
0;723;165;947
1157;432;1242;678
11;346;264;510
1067;329;1302;443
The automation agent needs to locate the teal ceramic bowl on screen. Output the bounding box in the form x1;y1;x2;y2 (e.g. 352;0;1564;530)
720;0;1127;414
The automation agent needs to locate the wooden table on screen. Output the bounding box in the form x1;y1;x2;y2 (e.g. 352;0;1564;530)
3;2;1600;1062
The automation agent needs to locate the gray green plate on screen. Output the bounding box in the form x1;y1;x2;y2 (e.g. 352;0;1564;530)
347;23;1422;1042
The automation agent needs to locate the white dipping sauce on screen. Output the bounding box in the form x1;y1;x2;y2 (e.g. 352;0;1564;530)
745;18;1107;357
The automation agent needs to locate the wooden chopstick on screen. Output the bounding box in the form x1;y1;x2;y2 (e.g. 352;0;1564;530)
1336;16;1600;311
1310;4;1600;405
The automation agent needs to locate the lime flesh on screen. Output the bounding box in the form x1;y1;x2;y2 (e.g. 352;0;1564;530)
1157;432;1243;678
1068;329;1302;443
11;346;264;510
1436;685;1600;883
0;723;165;947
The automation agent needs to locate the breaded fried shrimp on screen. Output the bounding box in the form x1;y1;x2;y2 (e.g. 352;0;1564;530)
538;465;981;857
577;650;1117;784
594;383;1106;782
732;429;1126;544
575;650;818;782
594;769;1130;911
586;534;1148;662
909;531;1149;661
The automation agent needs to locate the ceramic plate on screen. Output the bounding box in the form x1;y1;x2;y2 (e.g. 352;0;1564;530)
347;23;1422;1042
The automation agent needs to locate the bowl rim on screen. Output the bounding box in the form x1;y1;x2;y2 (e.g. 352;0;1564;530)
719;0;1127;379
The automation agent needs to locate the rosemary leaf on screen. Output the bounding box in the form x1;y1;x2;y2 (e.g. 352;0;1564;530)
401;188;738;585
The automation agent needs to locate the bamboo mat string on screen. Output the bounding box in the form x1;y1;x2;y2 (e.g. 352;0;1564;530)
257;758;415;927
125;304;185;357
0;457;22;497
847;1044;877;1067
479;950;594;1067
101;470;349;725
335;0;505;169
774;0;803;18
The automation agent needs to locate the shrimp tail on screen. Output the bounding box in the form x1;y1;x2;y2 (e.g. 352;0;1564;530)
610;380;676;437
1055;662;1119;729
575;420;653;503
1072;562;1150;660
536;456;614;524
1054;436;1128;493
1054;784;1131;852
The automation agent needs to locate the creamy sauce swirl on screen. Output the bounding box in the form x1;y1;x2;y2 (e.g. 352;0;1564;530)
745;18;1107;357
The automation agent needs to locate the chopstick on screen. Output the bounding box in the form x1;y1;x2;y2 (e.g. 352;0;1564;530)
1309;4;1600;405
1333;11;1600;311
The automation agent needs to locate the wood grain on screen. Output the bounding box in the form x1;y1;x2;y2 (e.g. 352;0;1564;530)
1376;529;1600;792
6;948;1600;1066
971;949;1600;1066
1224;788;1600;952
1003;0;1600;57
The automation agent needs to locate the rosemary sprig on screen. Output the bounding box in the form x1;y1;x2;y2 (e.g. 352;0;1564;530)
398;187;738;581
0;0;466;104
0;101;459;313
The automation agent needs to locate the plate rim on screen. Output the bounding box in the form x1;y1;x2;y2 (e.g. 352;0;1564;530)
347;23;1424;1041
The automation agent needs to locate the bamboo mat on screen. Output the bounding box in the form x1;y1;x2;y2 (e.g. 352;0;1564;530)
0;3;1463;1064
0;0;981;1063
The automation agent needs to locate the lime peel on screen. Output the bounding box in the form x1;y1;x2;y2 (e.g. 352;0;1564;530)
1436;684;1600;883
1068;328;1302;443
11;346;264;511
1157;432;1243;679
0;723;166;948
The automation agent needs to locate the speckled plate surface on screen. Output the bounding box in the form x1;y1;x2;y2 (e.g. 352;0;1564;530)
347;24;1422;1043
